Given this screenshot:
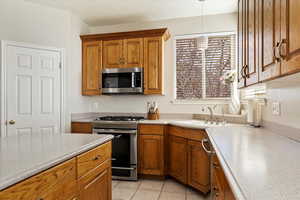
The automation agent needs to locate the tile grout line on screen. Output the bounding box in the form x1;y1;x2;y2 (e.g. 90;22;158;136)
129;180;142;200
157;179;167;200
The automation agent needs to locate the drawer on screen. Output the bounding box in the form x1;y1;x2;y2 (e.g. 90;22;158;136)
168;125;187;138
139;124;165;135
0;158;76;200
188;129;206;142
77;141;112;178
71;122;92;134
168;125;206;141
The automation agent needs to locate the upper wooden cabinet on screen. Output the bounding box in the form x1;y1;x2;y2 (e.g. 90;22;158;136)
124;38;144;68
82;41;102;96
144;37;163;94
258;0;281;82
103;38;143;68
81;28;170;95
238;0;300;87
103;40;124;68
280;0;300;75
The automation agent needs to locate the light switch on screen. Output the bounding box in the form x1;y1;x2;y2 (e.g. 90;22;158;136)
272;102;281;116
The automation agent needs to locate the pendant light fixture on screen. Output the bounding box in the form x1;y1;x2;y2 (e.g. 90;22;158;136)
196;0;208;50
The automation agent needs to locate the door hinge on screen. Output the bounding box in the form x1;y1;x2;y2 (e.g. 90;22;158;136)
59;62;62;69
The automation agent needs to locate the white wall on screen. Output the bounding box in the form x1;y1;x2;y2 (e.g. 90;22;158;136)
262;73;300;129
0;0;89;131
84;13;238;114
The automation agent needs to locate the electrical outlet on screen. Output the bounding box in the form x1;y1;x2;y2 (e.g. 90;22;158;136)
272;102;281;116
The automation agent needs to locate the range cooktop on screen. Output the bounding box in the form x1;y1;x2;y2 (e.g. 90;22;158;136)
95;116;145;122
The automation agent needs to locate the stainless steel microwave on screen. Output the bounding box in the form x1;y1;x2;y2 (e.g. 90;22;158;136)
102;67;143;94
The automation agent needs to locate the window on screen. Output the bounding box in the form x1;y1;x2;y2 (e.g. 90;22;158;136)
175;32;236;101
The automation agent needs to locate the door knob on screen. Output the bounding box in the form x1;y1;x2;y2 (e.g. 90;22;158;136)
8;120;16;125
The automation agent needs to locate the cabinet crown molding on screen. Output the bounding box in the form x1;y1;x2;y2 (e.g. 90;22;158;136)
80;28;170;41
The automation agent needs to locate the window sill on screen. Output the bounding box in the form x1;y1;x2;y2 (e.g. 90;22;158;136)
170;99;231;105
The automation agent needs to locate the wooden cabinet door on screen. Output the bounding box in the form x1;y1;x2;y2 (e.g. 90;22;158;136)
168;135;187;184
103;40;123;68
187;140;210;194
258;0;281;81
245;0;259;86
124;38;144;68
139;135;164;175
237;0;246;88
82;41;102;96
79;162;112;200
280;0;300;75
144;37;163;95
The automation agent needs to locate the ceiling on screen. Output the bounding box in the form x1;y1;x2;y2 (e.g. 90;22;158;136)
26;0;238;26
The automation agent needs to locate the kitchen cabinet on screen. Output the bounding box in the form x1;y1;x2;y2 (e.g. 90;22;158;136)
238;0;259;87
71;122;93;134
103;40;124;68
168;135;188;184
258;0;281;81
238;0;300;87
124;38;144;68
280;0;300;75
168;126;210;193
187;140;210;193
211;154;236;200
82;41;102;96
79;161;111;200
103;38;143;69
237;0;246;88
0;141;112;200
144;37;164;95
138;124;165;176
80;28;170;96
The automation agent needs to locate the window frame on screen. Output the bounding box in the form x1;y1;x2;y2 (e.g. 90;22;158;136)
173;31;237;104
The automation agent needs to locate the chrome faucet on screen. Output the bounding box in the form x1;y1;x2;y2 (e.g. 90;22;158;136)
207;106;214;123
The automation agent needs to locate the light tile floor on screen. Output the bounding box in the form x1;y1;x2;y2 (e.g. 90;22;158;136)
112;178;210;200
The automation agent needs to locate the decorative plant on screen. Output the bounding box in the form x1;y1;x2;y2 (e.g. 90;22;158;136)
220;70;236;84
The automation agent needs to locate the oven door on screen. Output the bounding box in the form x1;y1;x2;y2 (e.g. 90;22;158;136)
102;67;143;94
93;128;138;180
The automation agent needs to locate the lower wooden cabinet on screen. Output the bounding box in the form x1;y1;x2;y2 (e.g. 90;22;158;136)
139;135;164;175
79;160;112;200
168;135;188;184
187;140;210;193
71;122;93;134
138;124;165;176
0;142;112;200
168;126;210;194
211;154;235;200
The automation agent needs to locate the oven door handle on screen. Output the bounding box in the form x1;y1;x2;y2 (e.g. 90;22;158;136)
93;129;137;134
114;134;122;139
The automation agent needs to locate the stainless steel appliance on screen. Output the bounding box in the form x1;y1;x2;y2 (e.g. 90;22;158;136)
92;116;144;181
102;67;143;94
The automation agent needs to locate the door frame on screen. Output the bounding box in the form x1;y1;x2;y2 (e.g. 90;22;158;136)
0;40;66;137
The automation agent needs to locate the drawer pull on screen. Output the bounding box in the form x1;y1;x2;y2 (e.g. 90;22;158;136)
93;155;101;160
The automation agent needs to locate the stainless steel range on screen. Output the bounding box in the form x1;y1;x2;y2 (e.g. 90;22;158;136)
92;116;144;181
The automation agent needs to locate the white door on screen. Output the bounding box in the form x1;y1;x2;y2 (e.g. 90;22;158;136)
5;44;61;136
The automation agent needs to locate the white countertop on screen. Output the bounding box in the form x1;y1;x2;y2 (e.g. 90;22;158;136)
206;126;300;200
0;133;113;190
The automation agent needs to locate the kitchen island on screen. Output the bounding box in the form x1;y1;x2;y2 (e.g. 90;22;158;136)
0;132;113;200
